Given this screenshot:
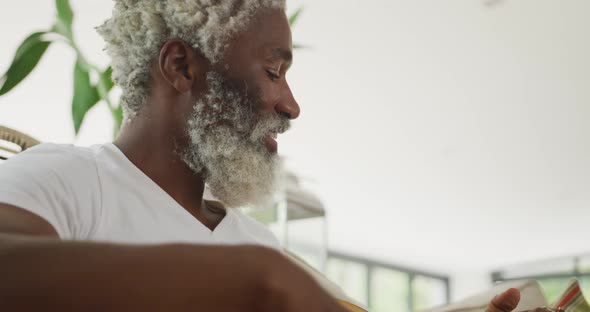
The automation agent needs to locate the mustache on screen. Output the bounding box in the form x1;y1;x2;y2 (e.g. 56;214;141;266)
249;112;291;141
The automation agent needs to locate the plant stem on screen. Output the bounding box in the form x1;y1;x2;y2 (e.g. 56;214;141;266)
69;39;120;138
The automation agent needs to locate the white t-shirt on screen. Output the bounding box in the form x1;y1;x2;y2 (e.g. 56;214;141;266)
0;143;281;249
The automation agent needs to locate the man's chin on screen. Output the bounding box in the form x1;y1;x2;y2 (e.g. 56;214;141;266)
204;155;282;209
208;181;278;209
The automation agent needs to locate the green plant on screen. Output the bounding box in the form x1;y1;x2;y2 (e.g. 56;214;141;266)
0;0;120;137
0;1;302;138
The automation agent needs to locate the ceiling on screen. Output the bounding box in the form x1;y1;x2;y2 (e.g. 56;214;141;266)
0;0;589;277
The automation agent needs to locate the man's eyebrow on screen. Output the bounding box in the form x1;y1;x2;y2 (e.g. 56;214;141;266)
271;47;293;63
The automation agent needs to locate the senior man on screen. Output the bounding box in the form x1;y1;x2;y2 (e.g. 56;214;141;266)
0;1;530;311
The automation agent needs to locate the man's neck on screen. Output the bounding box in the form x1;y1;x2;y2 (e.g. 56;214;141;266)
113;114;225;230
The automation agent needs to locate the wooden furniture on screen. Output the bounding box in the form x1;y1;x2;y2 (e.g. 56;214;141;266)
0;126;40;160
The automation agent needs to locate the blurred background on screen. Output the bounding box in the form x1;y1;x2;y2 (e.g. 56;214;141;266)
1;0;589;311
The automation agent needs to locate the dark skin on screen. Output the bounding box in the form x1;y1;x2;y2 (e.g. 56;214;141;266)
0;7;538;312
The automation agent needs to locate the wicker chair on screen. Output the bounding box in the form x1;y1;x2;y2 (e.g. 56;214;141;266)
0;125;40;160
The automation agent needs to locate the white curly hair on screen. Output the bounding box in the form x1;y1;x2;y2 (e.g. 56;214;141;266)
97;0;286;119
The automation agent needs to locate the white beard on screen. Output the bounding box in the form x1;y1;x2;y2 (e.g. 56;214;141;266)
182;72;290;208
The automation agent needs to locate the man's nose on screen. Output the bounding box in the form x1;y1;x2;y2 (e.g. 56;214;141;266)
275;83;300;120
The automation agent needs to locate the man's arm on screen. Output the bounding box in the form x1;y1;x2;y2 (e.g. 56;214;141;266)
0;204;348;312
0;204;59;236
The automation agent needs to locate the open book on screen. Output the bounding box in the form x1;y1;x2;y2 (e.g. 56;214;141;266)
424;279;590;312
285;251;368;312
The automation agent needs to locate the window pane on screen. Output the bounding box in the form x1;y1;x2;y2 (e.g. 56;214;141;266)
578;255;590;273
286;217;327;271
412;276;447;311
580;277;590;299
370;267;410;312
326;258;368;305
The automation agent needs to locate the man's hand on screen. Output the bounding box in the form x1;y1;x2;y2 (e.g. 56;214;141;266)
486;288;521;312
485;288;556;312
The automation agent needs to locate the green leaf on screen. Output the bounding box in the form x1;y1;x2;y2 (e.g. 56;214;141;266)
288;6;303;26
0;32;52;96
14;32;48;60
112;104;124;138
293;43;306;50
72;59;99;134
55;0;74;33
99;66;114;92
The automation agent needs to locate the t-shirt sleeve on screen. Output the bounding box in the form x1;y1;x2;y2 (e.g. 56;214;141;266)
0;144;102;239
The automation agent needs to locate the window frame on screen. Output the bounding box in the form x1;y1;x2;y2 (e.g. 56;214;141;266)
328;250;451;311
492;256;590;282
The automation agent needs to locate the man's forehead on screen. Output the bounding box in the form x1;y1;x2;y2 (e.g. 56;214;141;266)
223;8;292;66
239;8;291;46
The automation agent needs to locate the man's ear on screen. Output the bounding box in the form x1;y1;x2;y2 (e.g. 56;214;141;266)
158;39;198;93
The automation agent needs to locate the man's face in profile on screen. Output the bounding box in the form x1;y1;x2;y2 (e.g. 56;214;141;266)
182;8;300;208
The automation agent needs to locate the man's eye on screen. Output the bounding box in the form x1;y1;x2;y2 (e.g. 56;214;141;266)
266;69;280;81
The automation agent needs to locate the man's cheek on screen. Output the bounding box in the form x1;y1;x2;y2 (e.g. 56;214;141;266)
256;92;281;116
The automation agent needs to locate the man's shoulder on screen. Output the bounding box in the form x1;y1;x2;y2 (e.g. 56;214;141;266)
0;143;107;239
4;143;104;176
16;142;103;162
